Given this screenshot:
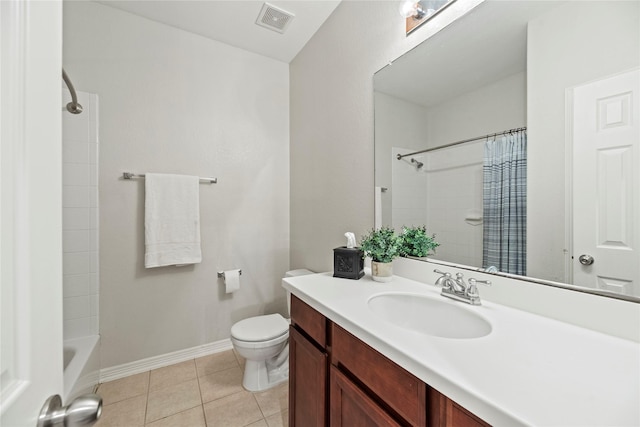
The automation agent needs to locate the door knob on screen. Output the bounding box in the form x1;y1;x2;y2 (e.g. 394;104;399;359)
578;254;595;266
38;394;102;427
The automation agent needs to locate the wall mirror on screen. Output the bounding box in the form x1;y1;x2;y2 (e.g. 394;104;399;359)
374;0;640;302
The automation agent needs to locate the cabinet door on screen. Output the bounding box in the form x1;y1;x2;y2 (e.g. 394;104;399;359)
428;387;491;427
289;326;327;427
446;400;491;427
332;324;426;426
330;366;402;427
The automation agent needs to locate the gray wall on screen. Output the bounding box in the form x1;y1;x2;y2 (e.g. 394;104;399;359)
290;0;483;272
425;71;526;146
64;2;290;368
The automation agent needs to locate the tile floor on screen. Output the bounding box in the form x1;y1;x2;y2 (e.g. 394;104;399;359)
94;350;288;427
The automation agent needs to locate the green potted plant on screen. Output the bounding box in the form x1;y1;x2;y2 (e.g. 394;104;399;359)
360;227;402;282
399;225;439;259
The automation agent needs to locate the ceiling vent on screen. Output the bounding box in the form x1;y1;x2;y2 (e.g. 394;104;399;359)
255;3;295;34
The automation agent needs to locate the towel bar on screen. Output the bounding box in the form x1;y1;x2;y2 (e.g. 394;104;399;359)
122;172;217;184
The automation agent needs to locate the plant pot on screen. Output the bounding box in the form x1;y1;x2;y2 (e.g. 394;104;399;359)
371;261;393;282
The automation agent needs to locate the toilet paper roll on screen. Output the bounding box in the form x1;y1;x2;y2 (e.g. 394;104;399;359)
224;269;241;294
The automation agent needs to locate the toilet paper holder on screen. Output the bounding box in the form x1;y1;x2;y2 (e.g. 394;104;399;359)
217;270;242;279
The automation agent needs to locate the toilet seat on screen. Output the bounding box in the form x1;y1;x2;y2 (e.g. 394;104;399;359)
231;313;288;342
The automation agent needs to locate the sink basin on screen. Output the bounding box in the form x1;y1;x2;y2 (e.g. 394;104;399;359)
367;292;492;339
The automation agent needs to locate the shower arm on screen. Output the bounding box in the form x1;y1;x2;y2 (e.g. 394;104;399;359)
62;68;83;114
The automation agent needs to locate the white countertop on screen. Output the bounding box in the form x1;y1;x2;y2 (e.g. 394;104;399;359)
283;271;640;426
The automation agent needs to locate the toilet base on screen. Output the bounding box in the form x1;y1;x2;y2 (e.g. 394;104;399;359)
242;354;289;392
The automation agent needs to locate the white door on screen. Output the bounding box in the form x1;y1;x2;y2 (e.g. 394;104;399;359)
1;1;64;425
572;69;640;297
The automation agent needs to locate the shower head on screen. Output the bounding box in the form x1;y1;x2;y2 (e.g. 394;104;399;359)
411;158;424;169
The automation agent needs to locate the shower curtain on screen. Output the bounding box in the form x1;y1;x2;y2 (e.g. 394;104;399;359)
482;131;527;275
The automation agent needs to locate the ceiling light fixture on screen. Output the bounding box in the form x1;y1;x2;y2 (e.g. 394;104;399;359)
401;0;456;35
399;0;427;20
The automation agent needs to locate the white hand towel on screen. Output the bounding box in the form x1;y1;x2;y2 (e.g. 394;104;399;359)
145;173;202;268
374;186;383;229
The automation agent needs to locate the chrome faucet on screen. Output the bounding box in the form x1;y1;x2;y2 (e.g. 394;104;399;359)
434;269;491;305
451;272;467;293
434;270;454;288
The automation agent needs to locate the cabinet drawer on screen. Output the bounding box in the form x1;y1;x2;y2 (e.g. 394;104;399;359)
331;324;427;426
291;295;326;348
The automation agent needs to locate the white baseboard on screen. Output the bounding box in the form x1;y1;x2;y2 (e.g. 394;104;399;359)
99;338;233;383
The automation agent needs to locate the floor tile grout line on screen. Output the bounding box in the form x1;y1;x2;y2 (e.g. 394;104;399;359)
246;392;268;427
198;363;243;381
143;369;150;426
253;392;268;420
202;388;246;407
145;358;200;422
200;402;209;427
193;358;207;426
149;358;200;393
144;403;204;426
195;356;217;427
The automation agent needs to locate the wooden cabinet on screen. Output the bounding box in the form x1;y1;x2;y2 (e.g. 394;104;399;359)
329;366;401;427
289;295;490;427
289;325;327;427
289;296;328;427
331;324;426;426
428;388;491;427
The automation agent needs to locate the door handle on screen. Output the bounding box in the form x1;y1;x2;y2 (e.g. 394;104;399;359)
578;254;595;266
38;394;102;427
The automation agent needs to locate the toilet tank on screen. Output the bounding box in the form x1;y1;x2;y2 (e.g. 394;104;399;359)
284;269;314;316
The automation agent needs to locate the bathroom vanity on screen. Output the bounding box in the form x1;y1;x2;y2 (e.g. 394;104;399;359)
284;271;639;426
289;294;488;426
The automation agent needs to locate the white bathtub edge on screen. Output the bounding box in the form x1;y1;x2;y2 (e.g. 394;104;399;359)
63;335;100;404
99;338;233;383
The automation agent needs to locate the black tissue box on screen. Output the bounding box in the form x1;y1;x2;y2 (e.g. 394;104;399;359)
333;247;364;280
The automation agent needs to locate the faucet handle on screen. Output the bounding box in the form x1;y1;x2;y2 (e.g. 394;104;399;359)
469;278;491;285
434;270;452;288
466;278;491;297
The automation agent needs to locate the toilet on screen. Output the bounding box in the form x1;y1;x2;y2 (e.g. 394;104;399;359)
230;269;314;392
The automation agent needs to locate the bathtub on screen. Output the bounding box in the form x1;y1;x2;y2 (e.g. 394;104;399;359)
63;335;100;403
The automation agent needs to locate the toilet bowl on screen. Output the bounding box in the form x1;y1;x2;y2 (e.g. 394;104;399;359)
230;269;313;392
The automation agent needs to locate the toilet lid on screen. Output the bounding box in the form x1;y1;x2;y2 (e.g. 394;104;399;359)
231;313;289;342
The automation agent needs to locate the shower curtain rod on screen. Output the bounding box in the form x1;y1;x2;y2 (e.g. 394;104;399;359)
396;126;527;160
62;68;83;114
